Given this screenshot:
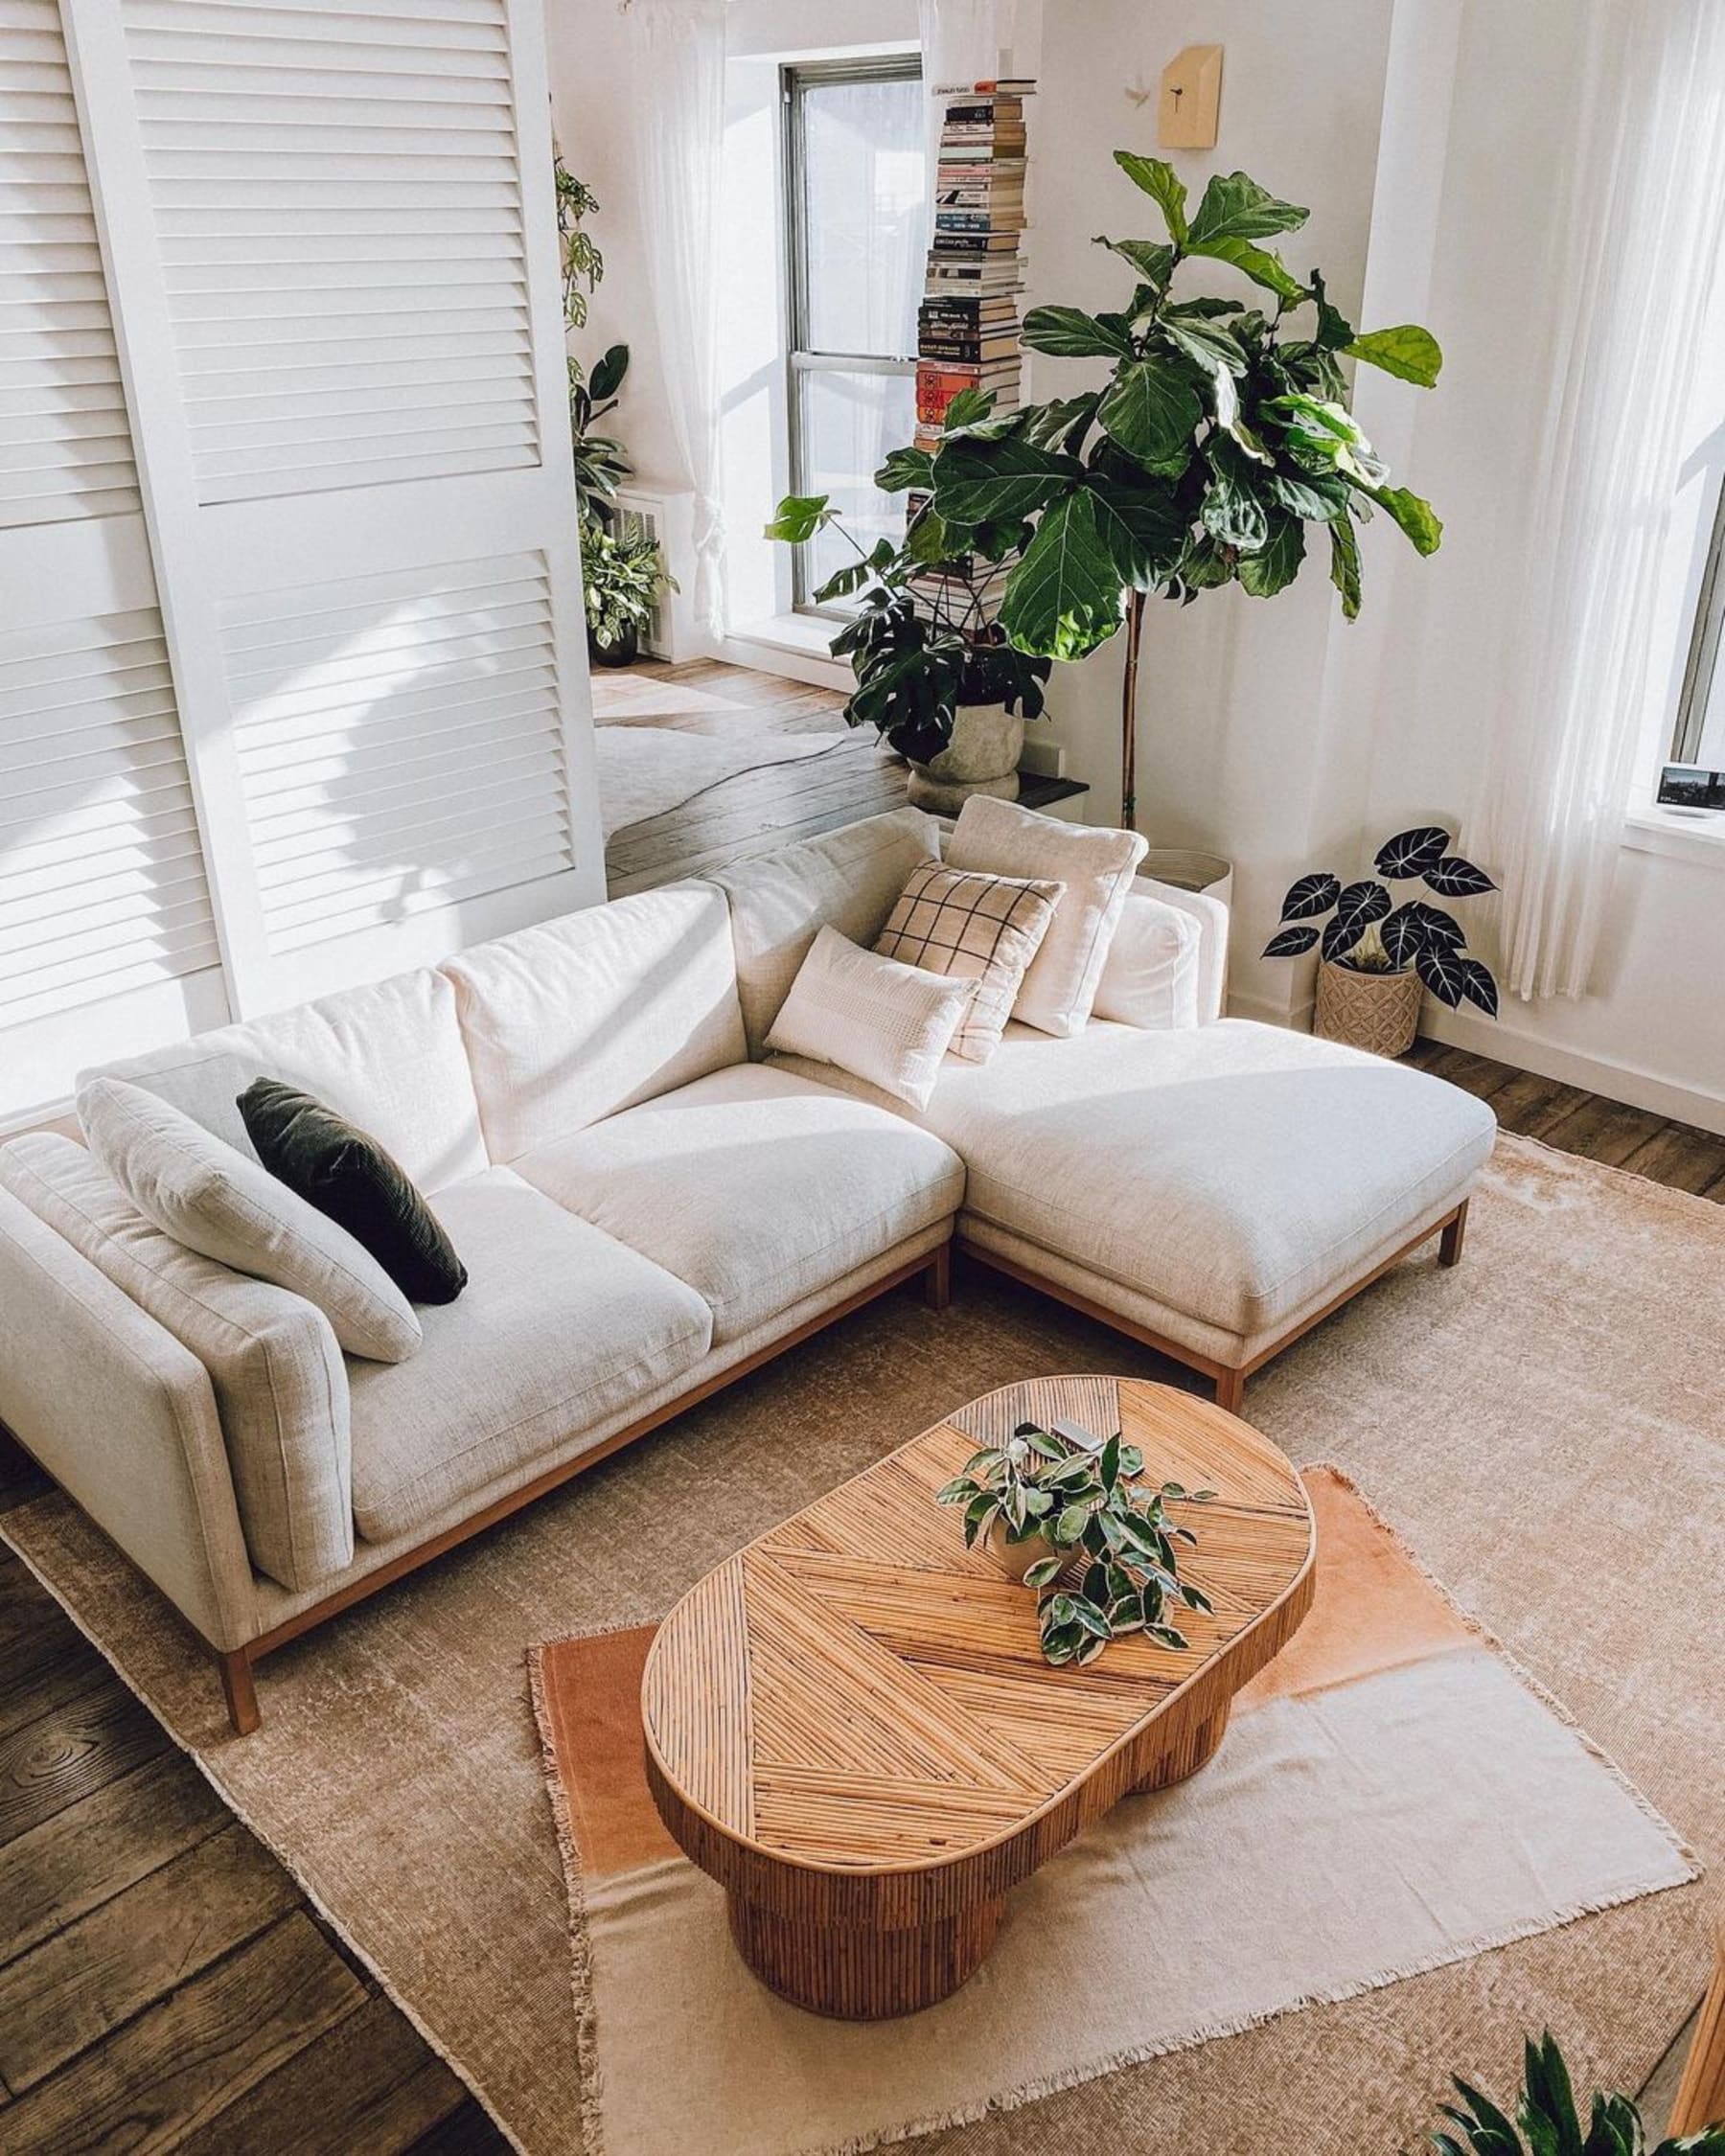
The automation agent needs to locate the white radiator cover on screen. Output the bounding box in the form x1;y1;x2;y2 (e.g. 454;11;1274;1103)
611;487;699;663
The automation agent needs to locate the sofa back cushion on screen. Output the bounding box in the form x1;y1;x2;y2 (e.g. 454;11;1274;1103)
84;966;488;1194
708;807;942;1058
0;1134;354;1594
442;881;746;1162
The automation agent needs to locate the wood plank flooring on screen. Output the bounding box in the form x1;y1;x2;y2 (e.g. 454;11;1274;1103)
597;655;1084;897
1;736;1719;2143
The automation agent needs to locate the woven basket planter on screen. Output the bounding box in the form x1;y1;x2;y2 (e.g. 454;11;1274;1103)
1314;960;1423;1058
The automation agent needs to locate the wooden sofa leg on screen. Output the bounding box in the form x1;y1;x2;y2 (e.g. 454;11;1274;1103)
1214;1367;1246;1416
218;1648;260;1736
920;1244;953;1313
1670;1932;1725;2137
1439;1201;1469;1269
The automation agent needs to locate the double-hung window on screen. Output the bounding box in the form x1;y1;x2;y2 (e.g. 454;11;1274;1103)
782;57;926;612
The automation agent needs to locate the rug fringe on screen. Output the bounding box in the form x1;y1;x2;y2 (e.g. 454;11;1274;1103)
1492;1129;1725;1223
527;1641;609;2156
0;1514;534;2156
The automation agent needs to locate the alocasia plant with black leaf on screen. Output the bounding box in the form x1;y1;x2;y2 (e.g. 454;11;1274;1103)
1262;824;1500;1016
892;152;1444;827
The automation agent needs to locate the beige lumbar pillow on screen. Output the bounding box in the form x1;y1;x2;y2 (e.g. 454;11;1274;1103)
79;1075;421;1364
764;924;975;1110
946;796;1148;1038
874;860;1064;1064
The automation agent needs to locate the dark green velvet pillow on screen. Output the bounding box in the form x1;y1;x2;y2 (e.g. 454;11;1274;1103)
238;1078;467;1305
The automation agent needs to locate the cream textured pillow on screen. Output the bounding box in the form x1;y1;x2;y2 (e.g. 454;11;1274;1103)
873;860;1064;1064
79;1075;421;1364
763;925;975;1110
946;796;1148;1037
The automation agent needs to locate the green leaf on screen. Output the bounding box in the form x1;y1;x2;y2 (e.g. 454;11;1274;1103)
1329;516;1362;619
1054;1502;1094;1543
935;1477;980;1505
1362;482;1443;555
1237;512;1306;597
1308;270;1355;353
940;386;996;433
1023;306;1135;359
999;488;1126;660
1069;1596;1113;1640
1187;171;1309;248
1201;436;1270;552
1095;235;1175;287
763;493;832;544
1099;1434;1120;1489
1086;481;1186;591
1188;233;1309;305
1265;467;1351;521
876;446;935;493
1096;356;1203;468
931;436;1087;526
1161;316;1249;376
1023;1555;1063;1588
1113;151;1187;245
1346;323;1443;387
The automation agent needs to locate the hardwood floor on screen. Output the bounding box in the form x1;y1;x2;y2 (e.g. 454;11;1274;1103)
596;655;1085;897
1;844;1720;2144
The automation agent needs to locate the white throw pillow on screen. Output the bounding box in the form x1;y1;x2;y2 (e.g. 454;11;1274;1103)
79;1076;421;1364
873;860;1064;1064
946;796;1148;1038
763;925;975;1110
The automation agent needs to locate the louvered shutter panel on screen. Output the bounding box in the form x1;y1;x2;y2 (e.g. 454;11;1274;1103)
63;0;602;1019
0;0;225;1121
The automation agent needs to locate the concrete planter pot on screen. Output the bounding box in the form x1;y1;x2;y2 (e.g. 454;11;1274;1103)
1314;959;1424;1058
994;1529;1061;1585
905;701;1024;814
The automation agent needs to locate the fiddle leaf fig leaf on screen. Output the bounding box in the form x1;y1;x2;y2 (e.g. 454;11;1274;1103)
999;487;1126;659
1363;482;1444;556
1187;232;1309;305
1309;270;1355;352
1087;481;1186;592
1022;306;1136;359
1187;170;1309;247
1096;355;1204;468
875;446;934;493
1113;151;1188;245
1237;512;1306;597
1328;515;1362;619
1266;468;1351;522
930;436;1086;525
1095;235;1176;287
1346;323;1444;387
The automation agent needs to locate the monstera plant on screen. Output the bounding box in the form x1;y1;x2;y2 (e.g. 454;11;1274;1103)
895;153;1445;826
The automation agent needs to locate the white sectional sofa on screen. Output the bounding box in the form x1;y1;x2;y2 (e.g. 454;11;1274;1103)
0;807;1495;1730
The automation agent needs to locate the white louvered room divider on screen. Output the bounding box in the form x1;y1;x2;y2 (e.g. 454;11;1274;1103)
0;0;600;1119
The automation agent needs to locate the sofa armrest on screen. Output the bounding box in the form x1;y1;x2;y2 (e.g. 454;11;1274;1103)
1092;877;1228;1031
0;1187;257;1652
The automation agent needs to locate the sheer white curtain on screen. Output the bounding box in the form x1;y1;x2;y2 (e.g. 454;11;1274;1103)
620;0;726;635
917;0;1018;229
1471;0;1725;998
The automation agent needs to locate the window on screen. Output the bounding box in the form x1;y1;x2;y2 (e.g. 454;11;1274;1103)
1673;482;1725;781
782;57;926;612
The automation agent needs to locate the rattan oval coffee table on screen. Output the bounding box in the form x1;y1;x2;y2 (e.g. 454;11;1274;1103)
641;1375;1317;2019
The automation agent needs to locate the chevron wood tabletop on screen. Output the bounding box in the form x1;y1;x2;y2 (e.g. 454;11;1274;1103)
642;1374;1317;2018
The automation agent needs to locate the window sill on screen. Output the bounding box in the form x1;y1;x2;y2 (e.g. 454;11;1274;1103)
1622;804;1725;869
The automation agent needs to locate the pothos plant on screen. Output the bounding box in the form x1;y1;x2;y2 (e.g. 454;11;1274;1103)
556;157;634;530
1264;823;1500;1017
887;153;1445;826
1431;2030;1725;2156
764;494;1051;766
936;1417;1215;1668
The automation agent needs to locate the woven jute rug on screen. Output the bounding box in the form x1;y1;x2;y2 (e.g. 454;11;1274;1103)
4;1134;1722;2154
532;1467;1693;2156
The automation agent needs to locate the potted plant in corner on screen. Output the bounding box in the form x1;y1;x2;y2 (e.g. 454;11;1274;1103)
1263;823;1499;1056
766;483;1052;809
903;154;1445;828
583;524;675;669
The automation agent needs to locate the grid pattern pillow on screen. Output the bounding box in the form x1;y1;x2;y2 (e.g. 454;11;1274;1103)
874;860;1064;1064
763;924;975;1110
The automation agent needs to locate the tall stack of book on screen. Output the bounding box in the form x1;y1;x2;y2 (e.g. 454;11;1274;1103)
915;79;1033;454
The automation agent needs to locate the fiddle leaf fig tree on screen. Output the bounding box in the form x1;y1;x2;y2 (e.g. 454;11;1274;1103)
909;153;1446;826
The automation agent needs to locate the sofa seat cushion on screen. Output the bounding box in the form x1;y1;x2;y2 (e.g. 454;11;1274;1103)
913;1019;1497;1338
513;1064;965;1345
347;1169;712;1543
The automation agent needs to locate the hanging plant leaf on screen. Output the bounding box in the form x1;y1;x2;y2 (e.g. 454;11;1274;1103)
1414;942;1469;1007
1322;879;1391;962
1423;855;1497;897
1263;924;1321;958
1278;871;1342;924
1457;958;1501;1018
1375;826;1451;879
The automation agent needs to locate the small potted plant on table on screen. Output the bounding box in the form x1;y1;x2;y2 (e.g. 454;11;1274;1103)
1264;823;1499;1056
766;478;1051;810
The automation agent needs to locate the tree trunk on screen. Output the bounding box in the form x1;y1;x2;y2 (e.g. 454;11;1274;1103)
1120;587;1147;831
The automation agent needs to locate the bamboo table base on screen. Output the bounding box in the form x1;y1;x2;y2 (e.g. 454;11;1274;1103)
642;1377;1316;2019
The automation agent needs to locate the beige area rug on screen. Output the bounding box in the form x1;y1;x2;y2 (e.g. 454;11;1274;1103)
4;1134;1723;2155
594;722;851;837
531;1468;1692;2156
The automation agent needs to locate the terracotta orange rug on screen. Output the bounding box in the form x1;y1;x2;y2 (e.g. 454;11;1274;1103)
531;1467;1693;2156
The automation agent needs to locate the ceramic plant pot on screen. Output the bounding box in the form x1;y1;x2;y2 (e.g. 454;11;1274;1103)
1314;958;1424;1058
906;701;1024;814
588;622;640;669
994;1529;1063;1585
